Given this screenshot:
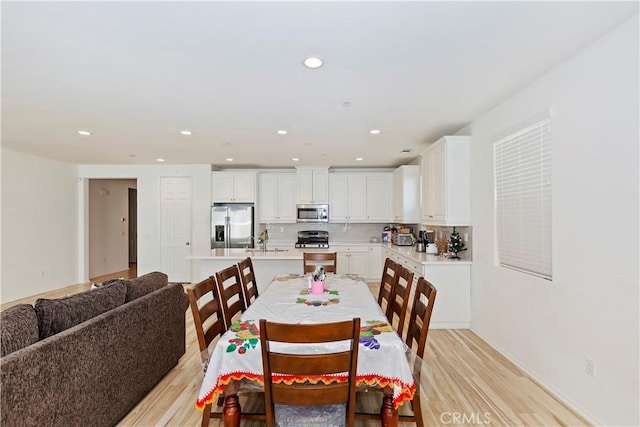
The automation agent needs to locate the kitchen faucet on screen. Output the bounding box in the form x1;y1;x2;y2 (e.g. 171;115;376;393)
244;236;256;252
258;230;269;252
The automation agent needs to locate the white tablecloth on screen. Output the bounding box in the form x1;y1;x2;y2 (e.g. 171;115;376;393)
196;274;415;410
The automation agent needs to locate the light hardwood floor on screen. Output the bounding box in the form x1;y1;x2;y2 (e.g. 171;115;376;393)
3;272;589;427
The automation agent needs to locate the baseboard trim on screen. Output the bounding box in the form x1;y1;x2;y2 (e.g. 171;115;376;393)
432;321;471;329
470;327;602;426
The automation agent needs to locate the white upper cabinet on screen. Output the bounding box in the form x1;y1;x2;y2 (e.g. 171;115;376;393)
329;173;391;223
330;174;366;222
421;136;471;225
365;174;392;221
212;172;256;203
258;174;296;223
295;167;329;204
392;165;421;223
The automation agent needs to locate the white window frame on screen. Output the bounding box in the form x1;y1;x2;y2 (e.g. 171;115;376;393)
493;116;552;280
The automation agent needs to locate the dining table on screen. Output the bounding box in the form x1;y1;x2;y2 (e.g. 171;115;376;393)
195;273;416;427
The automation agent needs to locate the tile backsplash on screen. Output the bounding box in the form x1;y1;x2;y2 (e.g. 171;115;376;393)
420;225;473;259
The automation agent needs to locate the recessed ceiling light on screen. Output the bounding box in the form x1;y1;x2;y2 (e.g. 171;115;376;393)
180;130;192;135
277;130;288;135
370;129;381;134
303;56;324;69
292;158;299;162
78;130;92;136
356;157;364;161
156;158;165;162
226;158;234;162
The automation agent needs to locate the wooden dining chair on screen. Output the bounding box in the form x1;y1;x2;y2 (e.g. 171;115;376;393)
237;257;259;307
259;318;361;427
399;276;437;427
187;277;227;427
378;258;400;315
215;265;248;329
386;265;414;335
190;276;265;425
303;252;337;274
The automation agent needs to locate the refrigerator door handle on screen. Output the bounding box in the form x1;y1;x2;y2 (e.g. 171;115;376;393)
225;216;230;249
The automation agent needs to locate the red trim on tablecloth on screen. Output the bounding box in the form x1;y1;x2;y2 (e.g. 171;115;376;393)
196;372;415;410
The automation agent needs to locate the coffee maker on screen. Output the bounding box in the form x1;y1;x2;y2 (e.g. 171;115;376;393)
418;230;437;253
415;230;430;252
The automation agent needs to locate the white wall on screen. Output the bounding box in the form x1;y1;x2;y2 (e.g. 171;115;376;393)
88;179;136;278
1;149;79;301
469;15;638;426
78;164;211;283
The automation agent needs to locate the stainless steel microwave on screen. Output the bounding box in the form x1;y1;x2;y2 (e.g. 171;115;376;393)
296;204;329;223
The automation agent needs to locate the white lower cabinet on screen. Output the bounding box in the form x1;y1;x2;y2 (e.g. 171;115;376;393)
333;245;383;278
337;251;370;276
421;264;470;329
381;246;470;329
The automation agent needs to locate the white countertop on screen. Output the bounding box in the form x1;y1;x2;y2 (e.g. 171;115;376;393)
380;243;473;265
189;243;472;265
188;247;333;260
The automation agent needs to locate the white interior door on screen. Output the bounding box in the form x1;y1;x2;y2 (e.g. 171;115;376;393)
160;177;191;282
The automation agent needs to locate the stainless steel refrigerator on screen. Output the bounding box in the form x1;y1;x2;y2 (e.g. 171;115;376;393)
211;203;255;249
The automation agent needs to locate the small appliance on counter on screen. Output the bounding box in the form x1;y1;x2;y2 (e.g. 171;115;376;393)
426;243;439;254
392;233;414;246
295;230;329;248
416;229;437;253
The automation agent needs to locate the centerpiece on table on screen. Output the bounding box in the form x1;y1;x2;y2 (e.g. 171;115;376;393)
310;266;326;295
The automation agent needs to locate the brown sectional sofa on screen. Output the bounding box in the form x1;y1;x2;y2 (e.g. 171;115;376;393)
0;272;189;426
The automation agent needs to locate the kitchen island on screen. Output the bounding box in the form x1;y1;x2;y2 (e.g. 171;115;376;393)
188;247;335;294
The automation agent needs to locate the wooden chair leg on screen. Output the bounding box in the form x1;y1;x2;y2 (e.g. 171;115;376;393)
413;394;424;427
201;403;212;427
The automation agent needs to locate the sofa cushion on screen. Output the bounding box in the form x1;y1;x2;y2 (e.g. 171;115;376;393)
35;281;127;339
0;304;39;357
124;271;168;302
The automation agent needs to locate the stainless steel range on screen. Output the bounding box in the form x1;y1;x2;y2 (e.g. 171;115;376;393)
295;230;329;248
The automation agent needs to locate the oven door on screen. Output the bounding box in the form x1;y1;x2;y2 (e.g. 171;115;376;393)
296;204;329;223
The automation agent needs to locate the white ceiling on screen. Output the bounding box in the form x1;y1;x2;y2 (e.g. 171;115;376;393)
2;1;637;169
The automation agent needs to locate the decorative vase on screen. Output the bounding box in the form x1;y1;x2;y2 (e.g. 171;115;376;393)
311;280;325;295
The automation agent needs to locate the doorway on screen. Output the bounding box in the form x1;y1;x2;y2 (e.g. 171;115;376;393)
128;188;137;265
88;179;138;280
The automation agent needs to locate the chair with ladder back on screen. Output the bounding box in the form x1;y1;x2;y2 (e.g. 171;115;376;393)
259;318;360;427
302;252;337;274
215;265;248;329
386;265;415;335
377;257;400;316
237;257;259;307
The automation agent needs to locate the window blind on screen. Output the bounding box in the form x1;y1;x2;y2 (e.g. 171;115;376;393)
494;118;552;280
